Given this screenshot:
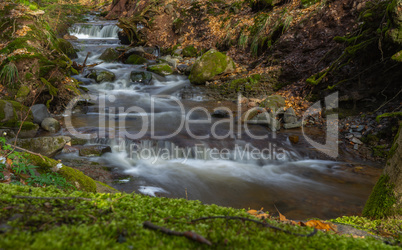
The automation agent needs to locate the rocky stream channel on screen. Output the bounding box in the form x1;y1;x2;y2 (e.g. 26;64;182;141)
54;15;382;220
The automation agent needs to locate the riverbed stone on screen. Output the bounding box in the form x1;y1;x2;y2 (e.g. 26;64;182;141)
259;95;286;112
86;69;116;83
283;121;302;129
246;112;271;125
41;117;61;133
0;100;33;127
17;122;39;138
79;145;112;157
16;85;30;102
189;49;235;85
130;71;153;85
212;109;230;118
31;104;50;124
126;47;146;57
284;107;297;123
15;136;71;157
125;54;148;65
159;55;178;68
99;48;119;62
147;63;173;76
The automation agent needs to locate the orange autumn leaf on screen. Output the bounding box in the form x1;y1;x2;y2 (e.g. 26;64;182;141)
6;158;12;166
305;220;337;232
278;211;288;222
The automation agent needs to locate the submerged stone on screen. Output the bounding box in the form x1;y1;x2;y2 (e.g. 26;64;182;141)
99;48;120;62
130;71;152;85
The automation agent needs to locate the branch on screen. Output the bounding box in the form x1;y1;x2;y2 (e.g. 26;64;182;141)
12;195;92;201
6;143;45;160
191;216;317;237
143;221;212;246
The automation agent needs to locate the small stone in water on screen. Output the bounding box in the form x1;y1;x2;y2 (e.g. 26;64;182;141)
289;135;299;144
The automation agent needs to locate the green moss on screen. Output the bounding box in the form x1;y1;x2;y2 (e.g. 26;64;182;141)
362;175;396;218
24;72;34;81
375;112;402;122
0;100;32;127
0;183;397;249
16;85;30;98
182;45;198;57
189;49;235;84
147;63;173;76
125;54;148;64
387;124;401;159
372;145;388;158
16;121;38;131
57;38;77;58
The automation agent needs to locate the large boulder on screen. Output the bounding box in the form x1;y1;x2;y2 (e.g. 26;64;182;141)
57;38;77;59
147;63;173;76
31;104;50;124
0;100;33;127
387;0;402;45
41;117;61;133
130;71;152;85
189;49;235;85
15;136;71;157
99;48;120;62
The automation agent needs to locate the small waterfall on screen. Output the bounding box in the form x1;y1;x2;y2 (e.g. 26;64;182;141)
69;24;121;39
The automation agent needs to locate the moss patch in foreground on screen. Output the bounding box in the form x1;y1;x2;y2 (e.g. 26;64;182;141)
0;184;397;249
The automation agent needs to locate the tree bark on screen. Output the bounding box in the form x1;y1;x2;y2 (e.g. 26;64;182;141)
363;123;402;218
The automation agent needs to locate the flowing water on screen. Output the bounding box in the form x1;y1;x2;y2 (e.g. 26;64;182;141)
58;17;382;219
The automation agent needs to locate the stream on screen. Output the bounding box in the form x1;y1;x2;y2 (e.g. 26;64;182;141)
57;16;382;219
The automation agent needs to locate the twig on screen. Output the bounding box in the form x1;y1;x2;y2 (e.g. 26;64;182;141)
6;143;45;160
191;216;317;237
143;221;212;245
82;52;91;69
374;88;402;113
12;195;92;201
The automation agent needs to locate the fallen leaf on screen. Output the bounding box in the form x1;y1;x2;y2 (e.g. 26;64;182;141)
305;220;337;232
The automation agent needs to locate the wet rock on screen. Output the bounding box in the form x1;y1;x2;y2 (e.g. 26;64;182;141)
189;49;235;85
259;95;286;111
63;34;78;40
147;63;173;76
172;49;182;56
351;137;363;145
125;54;148;65
15;136;71;157
99;48;119;62
182;45;198;57
284;107;297;123
31;104;50;124
241;107;265;122
130;71;152;85
246;112;271;125
118;31;130;45
177;64;189;74
18;122;39;138
79;145;112;157
0;100;33;127
248;102;257;108
41;117;61;133
86;69;116;83
212;109;230;118
354;144;359;150
159;55;179;68
126;46;146;58
289;135;299;144
283;121;302;129
57;38;77;59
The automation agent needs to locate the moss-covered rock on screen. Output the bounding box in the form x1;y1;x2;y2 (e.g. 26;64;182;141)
182;45;198;57
189;49;235;85
391;50;402;62
130;70;152;84
15;136;71;157
0;100;33;127
16;85;30;101
363;124;402;218
86;69;116;83
98;48;120;62
27;154;97;193
79;145;112;157
125;54;148;65
16;121;39;138
57;38;77;59
259;95;286;111
147;63;173;76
